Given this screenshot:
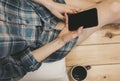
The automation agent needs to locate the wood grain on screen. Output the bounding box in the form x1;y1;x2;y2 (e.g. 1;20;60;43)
66;44;120;66
65;0;120;81
67;64;120;81
79;25;120;45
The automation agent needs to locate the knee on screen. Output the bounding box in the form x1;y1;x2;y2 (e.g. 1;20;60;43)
110;0;120;13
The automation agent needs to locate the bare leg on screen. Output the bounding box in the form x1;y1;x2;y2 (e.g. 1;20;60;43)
65;0;120;44
65;0;96;9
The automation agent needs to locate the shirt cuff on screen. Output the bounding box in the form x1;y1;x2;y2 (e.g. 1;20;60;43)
20;48;42;72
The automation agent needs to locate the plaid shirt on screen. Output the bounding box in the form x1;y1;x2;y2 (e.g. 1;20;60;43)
0;0;78;81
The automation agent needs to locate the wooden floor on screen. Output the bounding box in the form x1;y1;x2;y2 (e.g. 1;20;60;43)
66;24;120;81
65;0;120;81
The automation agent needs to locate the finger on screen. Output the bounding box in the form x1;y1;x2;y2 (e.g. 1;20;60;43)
72;8;82;14
65;5;81;14
51;10;65;20
71;27;83;39
65;9;73;14
64;13;68;28
77;26;83;35
55;13;65;20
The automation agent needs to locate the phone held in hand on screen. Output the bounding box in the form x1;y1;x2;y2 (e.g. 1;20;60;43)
68;8;98;31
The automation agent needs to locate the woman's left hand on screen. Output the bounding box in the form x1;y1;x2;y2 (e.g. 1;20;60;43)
58;13;83;43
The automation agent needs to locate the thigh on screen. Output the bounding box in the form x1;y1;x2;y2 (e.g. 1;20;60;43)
65;0;96;9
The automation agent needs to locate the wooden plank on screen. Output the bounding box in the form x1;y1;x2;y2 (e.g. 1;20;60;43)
66;44;120;66
79;25;120;45
67;64;120;81
55;22;120;45
54;22;120;45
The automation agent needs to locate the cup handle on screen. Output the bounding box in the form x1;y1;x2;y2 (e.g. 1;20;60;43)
85;65;91;70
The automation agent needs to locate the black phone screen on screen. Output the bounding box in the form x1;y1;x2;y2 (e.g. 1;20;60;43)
68;8;98;31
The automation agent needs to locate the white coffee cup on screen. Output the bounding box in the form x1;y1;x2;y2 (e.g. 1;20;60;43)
70;65;91;81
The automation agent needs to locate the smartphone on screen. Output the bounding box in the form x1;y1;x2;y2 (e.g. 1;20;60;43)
68;8;98;31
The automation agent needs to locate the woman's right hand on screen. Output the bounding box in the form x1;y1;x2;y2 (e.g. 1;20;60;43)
37;0;81;20
46;1;80;20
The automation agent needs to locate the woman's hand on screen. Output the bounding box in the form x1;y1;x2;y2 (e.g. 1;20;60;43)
35;0;81;20
46;1;80;20
32;13;83;62
58;13;83;43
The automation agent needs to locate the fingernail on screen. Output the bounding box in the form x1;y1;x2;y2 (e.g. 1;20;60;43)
80;26;83;30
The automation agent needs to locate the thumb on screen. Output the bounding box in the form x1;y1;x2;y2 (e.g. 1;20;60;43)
72;26;83;38
64;13;68;28
77;26;83;35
